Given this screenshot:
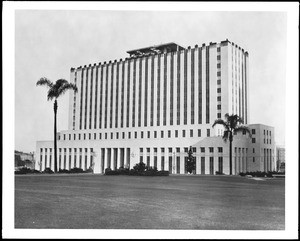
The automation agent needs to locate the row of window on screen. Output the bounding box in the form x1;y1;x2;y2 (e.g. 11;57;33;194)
73;46;227;131
138;147;223;154
40;148;93;154
58;128;212;141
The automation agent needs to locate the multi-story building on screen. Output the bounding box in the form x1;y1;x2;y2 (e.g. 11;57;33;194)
15;150;35;169
36;40;275;174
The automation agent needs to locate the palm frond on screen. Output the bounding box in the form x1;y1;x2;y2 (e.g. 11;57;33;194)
47;88;58;101
234;125;252;138
222;130;230;142
36;77;53;88
56;83;78;97
212;119;228;129
228;114;243;130
46;79;78;100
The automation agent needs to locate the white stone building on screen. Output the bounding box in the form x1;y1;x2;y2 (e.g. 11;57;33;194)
36;40;275;174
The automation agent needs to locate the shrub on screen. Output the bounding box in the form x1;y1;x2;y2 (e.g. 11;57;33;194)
15;167;38;175
43;168;54;174
215;171;225;175
133;161;146;173
69;167;84;173
85;167;94;173
58;168;70;173
239;171;273;178
104;167;118;175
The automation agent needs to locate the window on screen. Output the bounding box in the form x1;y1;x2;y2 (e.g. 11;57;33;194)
217;105;221;110
154;131;157;138
83;134;85;140
147;148;150;153
253;157;255;163
264;130;265;135
161;148;165;153
252;138;256;143
99;133;102;139
217;71;221;77
252;129;256;135
267;130;268;135
140;148;143;153
116;132;119;139
94;133;96;140
217;79;221;85
217;96;221;101
217;55;221;60
111;133;113;139
201;147;205;153
168;130;171;138
253;148;255;153
217;113;221;119
198;129;201;137
270;139;271;144
105;133;107;139
128;132;131;139
175;130;178;138
74;134;76;140
217;88;221;93
141;131;143;139
64;134;66;140
69;134;71;140
184;147;188;153
182;130;186;137
207;129;210;137
161;131;164;138
168;148;172;153
264;139;265;144
79;134;81;140
176;147;180;153
147;131;150;138
190;129;193;137
218;147;223;153
154;148;157;153
217;63;221;68
209;147;214;153
122;132;125;139
217;47;221;52
135;132;137;139
243;130;246;135
192;147;196;153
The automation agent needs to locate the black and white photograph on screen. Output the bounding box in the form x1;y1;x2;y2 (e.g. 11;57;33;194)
3;1;299;239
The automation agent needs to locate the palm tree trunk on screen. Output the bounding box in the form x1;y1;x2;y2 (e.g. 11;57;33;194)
54;100;58;173
229;139;232;175
229;132;233;175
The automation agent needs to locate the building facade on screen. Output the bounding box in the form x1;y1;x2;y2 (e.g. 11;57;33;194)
36;40;275;174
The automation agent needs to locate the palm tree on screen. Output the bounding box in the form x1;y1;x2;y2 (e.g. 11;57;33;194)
36;78;77;173
212;113;251;175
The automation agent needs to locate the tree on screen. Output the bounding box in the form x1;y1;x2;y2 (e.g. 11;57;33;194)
212;113;251;175
36;78;77;173
186;146;196;174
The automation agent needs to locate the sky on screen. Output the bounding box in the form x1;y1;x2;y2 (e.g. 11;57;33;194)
14;8;288;153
